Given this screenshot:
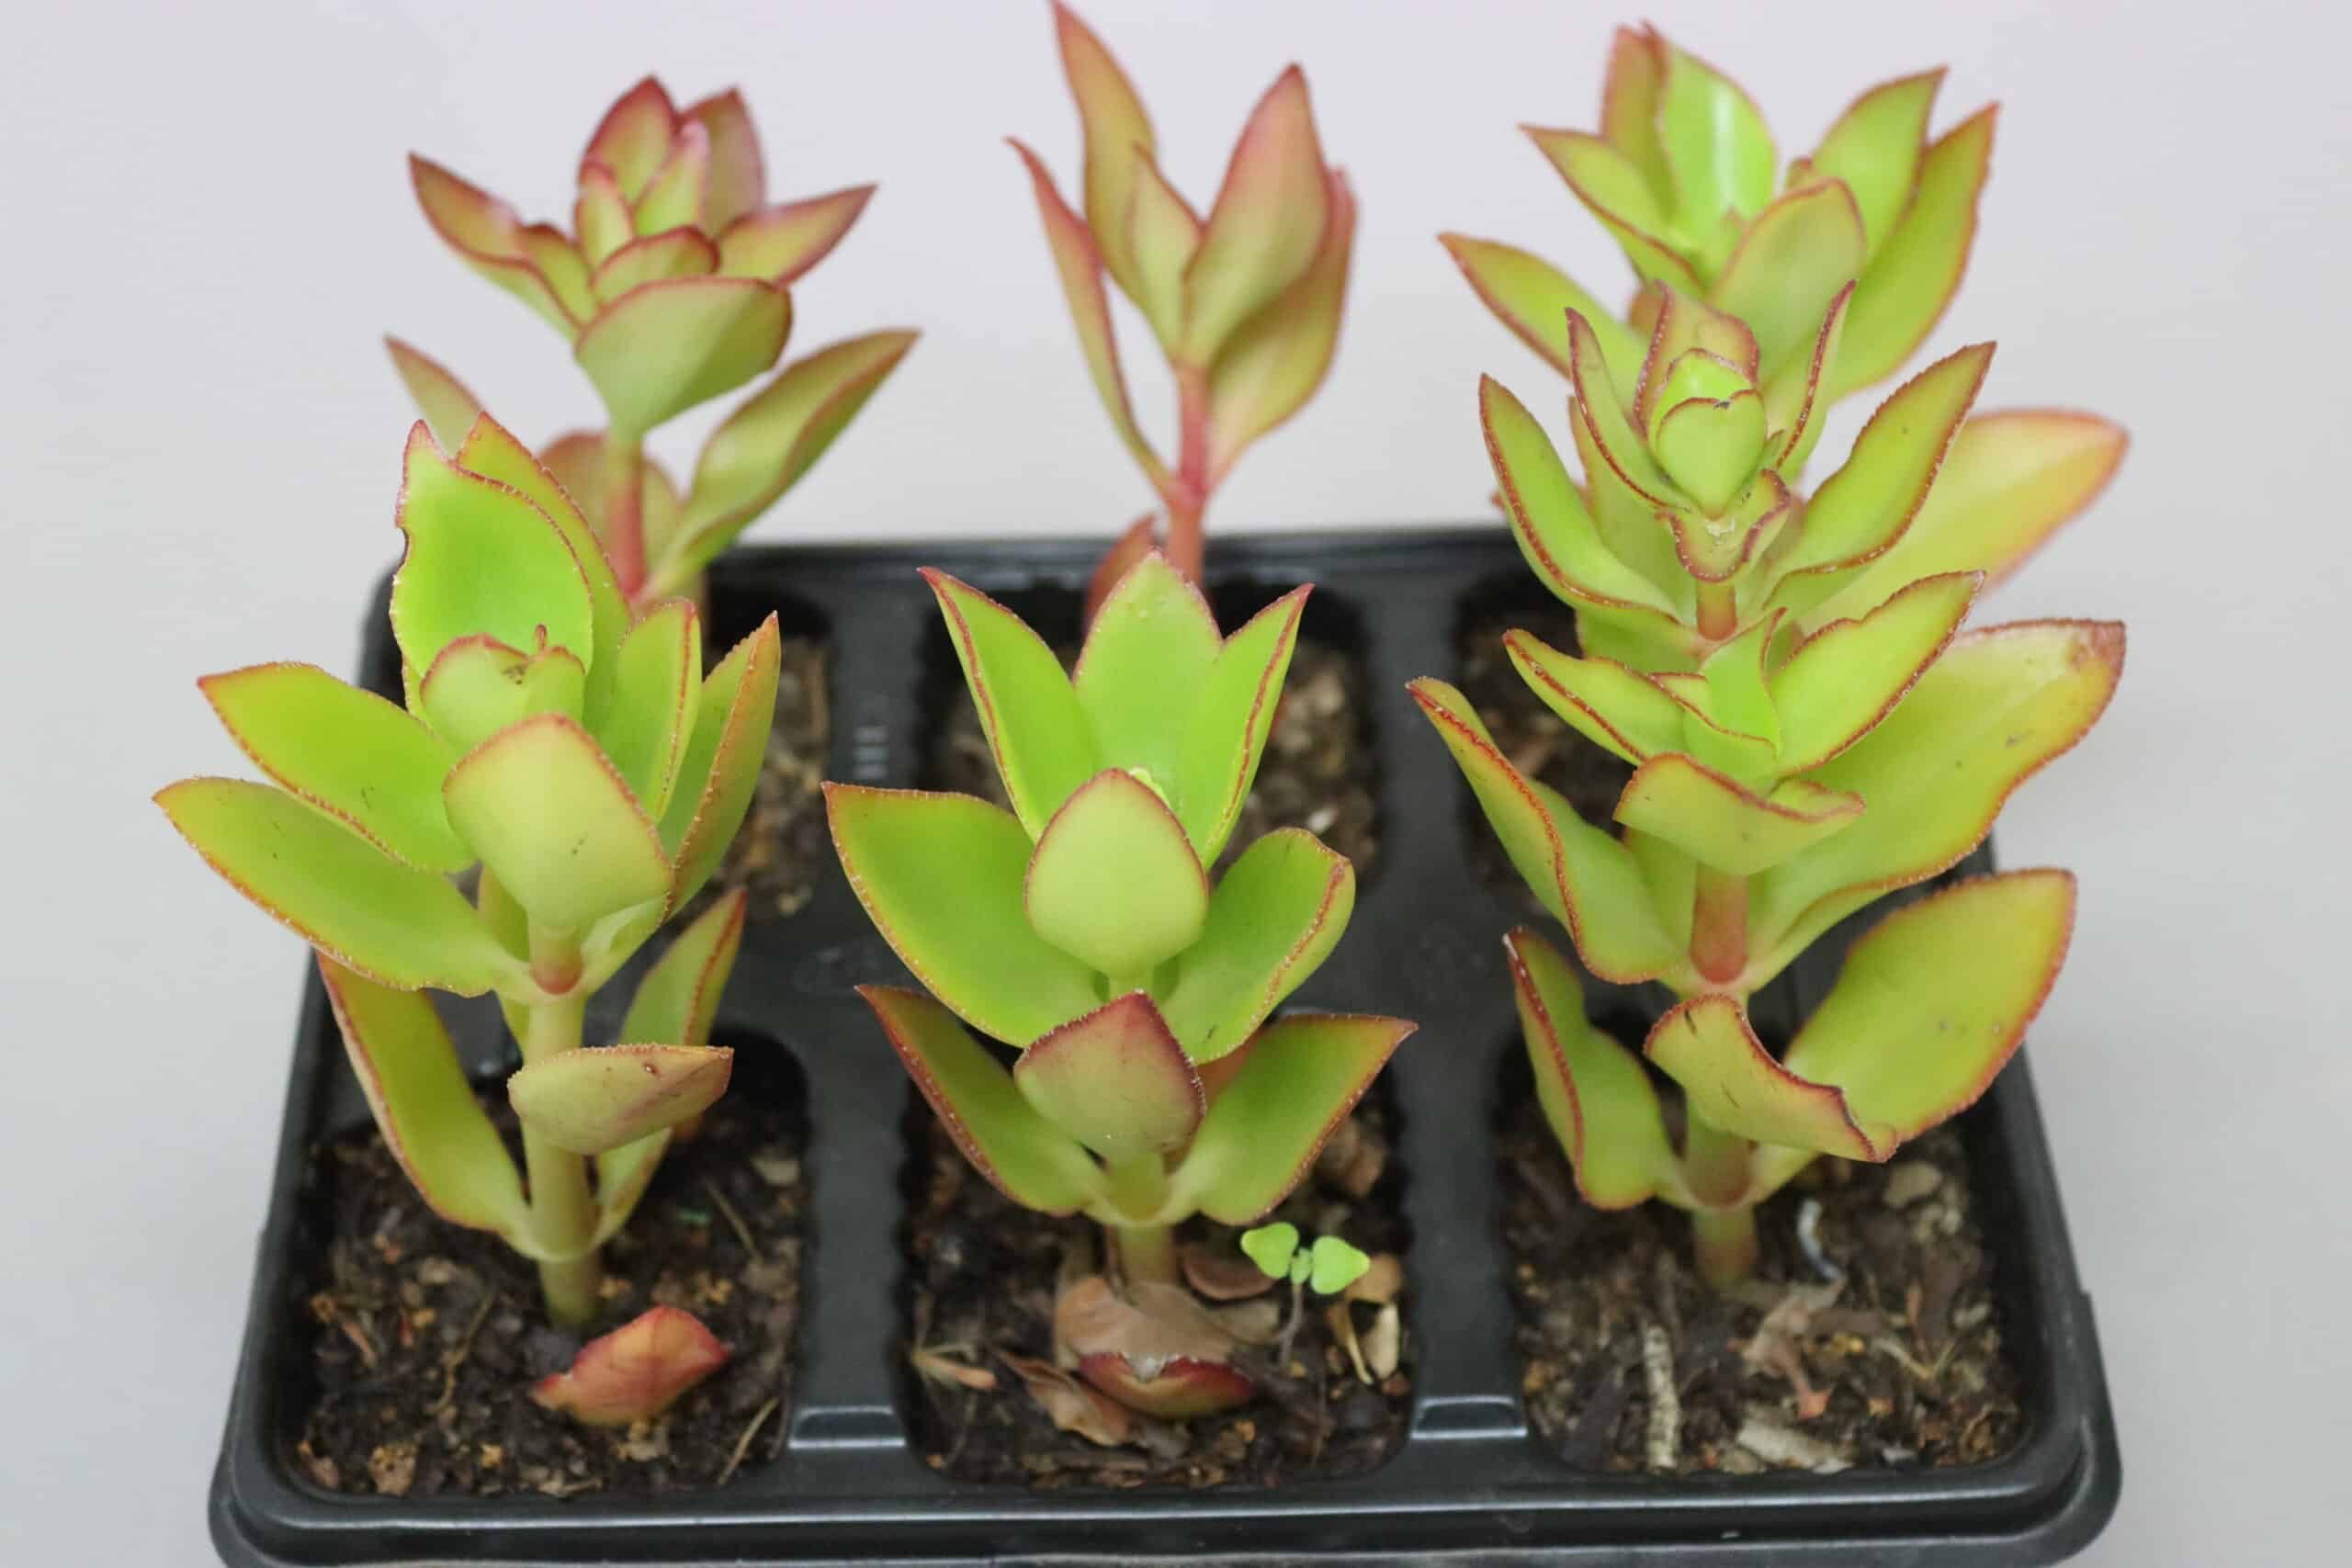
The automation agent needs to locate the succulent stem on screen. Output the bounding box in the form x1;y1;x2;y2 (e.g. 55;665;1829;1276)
1690;866;1749;985
1690;1205;1759;1289
1694;579;1739;643
602;430;649;602
1163;365;1212;585
1103;1151;1180;1285
519;985;604;1324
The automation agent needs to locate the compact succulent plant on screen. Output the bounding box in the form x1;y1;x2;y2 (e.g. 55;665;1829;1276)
1017;4;1355;604
830;553;1412;1414
398;76;914;606
1422;30;2126;1285
159;416;781;1325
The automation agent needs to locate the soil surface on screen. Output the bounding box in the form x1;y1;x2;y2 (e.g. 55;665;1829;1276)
933;639;1381;879
904;1099;1413;1488
289;1096;807;1499
1501;1098;2024;1475
1455;609;1634;906
706;636;832;921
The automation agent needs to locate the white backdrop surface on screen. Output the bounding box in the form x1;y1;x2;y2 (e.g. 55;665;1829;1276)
2;2;2344;1562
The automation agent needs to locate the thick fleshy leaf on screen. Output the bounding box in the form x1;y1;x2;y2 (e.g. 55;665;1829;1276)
860;986;1108;1212
1026;769;1208;978
1205;167;1354;480
1748;621;2123;976
582;77;680;200
385;338;483;451
530;1305;727;1427
418;637;583;758
1652;390;1766;515
716;186;876;284
1658;41;1776;231
409;157;578;335
1615;759;1863;875
1566;404;1692;635
390;424;594;677
598;599;699;818
318;959;535;1239
444;715;671;932
573;160;635;267
1059;1278;1256;1415
925;570;1100;837
1769;870;2075;1182
574;276;790;436
683;90;765;232
1645;996;1890;1161
1127;153;1201;352
1832;107;1994;399
157;780;516;994
1765;282;1852;471
592;1130;673;1247
1158;829;1351;1064
1525;128;1702;292
1483;377;1679;625
1770;342;1993;597
660;330;918;592
1053;0;1157;299
590;227;719;303
1167;1014;1415;1224
1805;412;2127;628
1503;632;1685;765
1410;680;1680;983
510;1044;733;1155
1181;66;1329;364
632;121;709;235
1566;310;1680;507
516;225;596;331
201;663;463;872
659;615;781;908
1014;993;1204;1161
828;789;1101;1044
1632;288;1758;425
1803;71;1943;255
1171;587;1307;863
1009;140;1167;490
1708;180;1866;381
622;888;746;1052
1771;571;1978;770
1073;551;1222;791
1439;234;1645;397
1506;929;1687;1208
540;431;682;554
1600;25;1673;203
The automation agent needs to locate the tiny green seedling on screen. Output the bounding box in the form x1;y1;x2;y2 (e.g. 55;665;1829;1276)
398;75;914;606
1242;1224;1372;1367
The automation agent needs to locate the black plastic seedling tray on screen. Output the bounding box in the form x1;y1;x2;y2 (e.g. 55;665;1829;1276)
210;527;2120;1565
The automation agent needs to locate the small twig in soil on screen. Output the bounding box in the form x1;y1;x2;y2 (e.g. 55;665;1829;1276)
1640;1320;1681;1472
338;1314;379;1369
716;1397;779;1487
432;1287;499;1416
702;1179;761;1262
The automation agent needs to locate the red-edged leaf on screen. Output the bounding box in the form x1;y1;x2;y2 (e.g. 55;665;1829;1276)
530;1305;727;1427
683;89;766;232
716;185;876;284
581;77;681;200
1014;992;1204;1161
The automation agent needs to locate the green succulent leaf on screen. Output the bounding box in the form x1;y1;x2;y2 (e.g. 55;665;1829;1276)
1012;992;1204;1162
861;985;1108;1213
1651;389;1767;515
715;186;874;286
1503;630;1685;765
1771;571;1979;771
1025;769;1208;979
1158;829;1354;1065
1181;66;1330;365
622;886;747;1052
1707;179;1865;383
443;715;672;933
1440;235;1645;397
1832;107;1994;400
1804;412;2128;629
1525;128;1702;292
1566;310;1681;508
925;570;1100;838
1126;152;1204;354
1766;282;1853;473
574;277;791;437
390;424;594;682
1633;288;1759;425
1645;994;1890;1161
1205;167;1354;480
574;161;635;268
1306;1235;1372;1295
582;77;679;201
318;958;540;1245
1506;928;1688;1208
826;785;1102;1045
1615;758;1863;875
1167;1013;1414;1224
1052;0;1158;302
1073;552;1223;792
1600;25;1674;204
200;663;464;872
1409;679;1679;984
157;779;518;995
409;156;582;338
385;338;484;452
658;615;781;909
683;89;764;233
1747;620;2123;977
1239;1222;1300;1280
631;123;709;236
1483;376;1680;622
598;601;700;821
1801;70;1944;255
510;1044;733;1156
418;638;584;759
1658;40;1776;227
1172;586;1309;864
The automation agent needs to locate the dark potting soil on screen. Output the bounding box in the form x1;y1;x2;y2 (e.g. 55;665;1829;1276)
903;1100;1413;1488
288;1095;807;1499
933;639;1382;879
705;636;832;921
1454;610;1634;907
1500;1097;2025;1476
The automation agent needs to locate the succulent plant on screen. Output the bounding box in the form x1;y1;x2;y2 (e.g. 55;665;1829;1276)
828;553;1412;1413
158;417;780;1324
1017;3;1355;605
401;76;913;605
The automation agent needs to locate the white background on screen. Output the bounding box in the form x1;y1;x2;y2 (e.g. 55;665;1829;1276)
3;2;2344;1562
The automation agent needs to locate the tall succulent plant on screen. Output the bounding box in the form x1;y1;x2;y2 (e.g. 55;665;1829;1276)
399;77;914;605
